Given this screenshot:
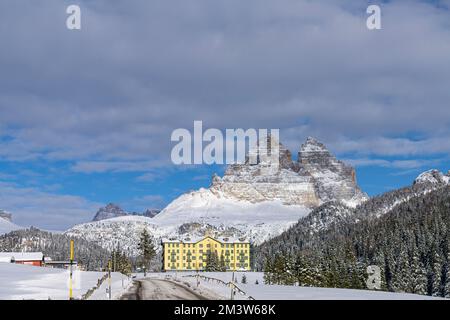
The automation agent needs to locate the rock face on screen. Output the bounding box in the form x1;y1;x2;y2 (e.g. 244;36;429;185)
298;137;367;207
208;136;367;208
141;209;161;218
93;204;161;221
0;210;12;222
92;203;128;221
414;169;450;186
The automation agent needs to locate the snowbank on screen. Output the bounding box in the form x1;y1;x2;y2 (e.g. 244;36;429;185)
0;262;130;300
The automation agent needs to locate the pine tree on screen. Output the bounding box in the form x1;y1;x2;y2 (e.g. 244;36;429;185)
263;256;273;285
137;228;156;272
431;249;443;297
219;255;227;272
409;250;427;295
205;251;220;271
392;247;411;292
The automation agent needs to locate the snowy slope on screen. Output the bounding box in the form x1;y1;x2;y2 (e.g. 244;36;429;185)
67;201;309;256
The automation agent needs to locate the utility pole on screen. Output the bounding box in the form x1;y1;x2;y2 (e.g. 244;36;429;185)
108;260;112;300
230;271;235;300
69;239;74;300
196;269;200;288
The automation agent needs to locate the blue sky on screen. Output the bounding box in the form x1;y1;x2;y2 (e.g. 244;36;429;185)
1;0;450;230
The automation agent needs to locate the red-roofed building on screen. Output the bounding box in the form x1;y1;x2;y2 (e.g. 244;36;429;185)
0;252;44;267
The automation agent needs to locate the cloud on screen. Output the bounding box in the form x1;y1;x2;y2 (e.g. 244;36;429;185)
125;194;166;212
0;0;449;168
344;158;443;169
0;181;101;230
0;0;450;228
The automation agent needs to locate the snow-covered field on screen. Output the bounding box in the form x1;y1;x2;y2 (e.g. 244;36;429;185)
153;272;442;300
0;265;442;300
0;262;131;300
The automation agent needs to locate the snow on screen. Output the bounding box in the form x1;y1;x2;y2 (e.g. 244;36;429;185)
0;217;23;235
0;262;131;300
66;192;310;255
0;252;43;261
414;169;450;185
155;272;442;300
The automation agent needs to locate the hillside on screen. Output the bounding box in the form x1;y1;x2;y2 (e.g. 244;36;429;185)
0;228;111;271
256;181;450;297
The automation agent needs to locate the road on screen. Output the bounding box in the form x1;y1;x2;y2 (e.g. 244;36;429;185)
120;278;208;300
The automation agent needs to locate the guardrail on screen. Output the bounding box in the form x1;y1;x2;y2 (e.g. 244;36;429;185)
182;274;255;300
81;273;109;300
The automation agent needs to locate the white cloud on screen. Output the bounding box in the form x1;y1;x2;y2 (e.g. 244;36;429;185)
0;181;101;231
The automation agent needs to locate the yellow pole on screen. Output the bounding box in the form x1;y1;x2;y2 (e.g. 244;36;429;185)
69;240;74;300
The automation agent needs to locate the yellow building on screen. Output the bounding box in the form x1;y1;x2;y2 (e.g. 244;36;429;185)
162;236;251;271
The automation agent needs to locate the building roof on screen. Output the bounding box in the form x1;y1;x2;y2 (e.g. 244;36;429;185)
161;235;249;244
0;252;44;261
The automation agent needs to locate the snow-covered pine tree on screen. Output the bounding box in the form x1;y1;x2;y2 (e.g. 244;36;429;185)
430;248;443;297
392;246;411;292
409;250;427;295
137;228;156;271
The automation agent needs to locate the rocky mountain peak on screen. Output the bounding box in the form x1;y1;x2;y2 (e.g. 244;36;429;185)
142;209;161;218
92;203;128;221
209;136;367;207
414;169;450;185
300;137;330;154
296;138;367;206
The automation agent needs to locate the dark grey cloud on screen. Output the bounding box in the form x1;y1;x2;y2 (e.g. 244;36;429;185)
0;0;450;168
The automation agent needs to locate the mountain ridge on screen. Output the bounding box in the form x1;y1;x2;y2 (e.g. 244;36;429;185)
92;203;161;222
66;136;369;254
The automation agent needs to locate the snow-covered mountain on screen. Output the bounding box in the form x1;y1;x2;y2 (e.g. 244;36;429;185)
0;210;23;235
291;168;450;236
66;137;368;255
414;169;450;186
92;203;128;221
92;203;161;221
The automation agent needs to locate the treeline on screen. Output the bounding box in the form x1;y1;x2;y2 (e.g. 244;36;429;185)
0;227;111;271
258;185;450;297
